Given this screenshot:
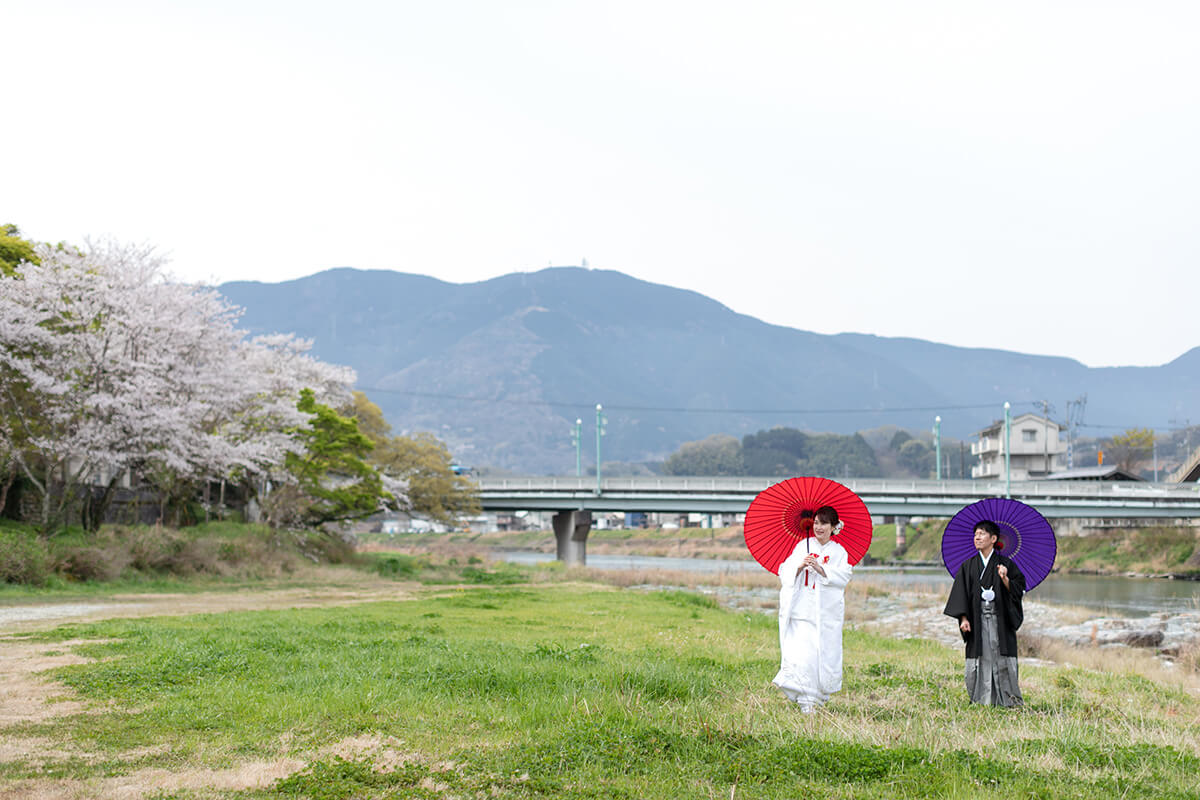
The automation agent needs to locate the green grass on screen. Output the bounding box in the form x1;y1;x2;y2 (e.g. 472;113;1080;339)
0;518;42;534
868;519;949;563
1055;527;1199;575
4;573;1199;799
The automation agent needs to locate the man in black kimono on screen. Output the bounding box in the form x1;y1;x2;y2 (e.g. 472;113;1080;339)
943;519;1025;706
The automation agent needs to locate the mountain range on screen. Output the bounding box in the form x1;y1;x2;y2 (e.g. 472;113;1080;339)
217;268;1200;474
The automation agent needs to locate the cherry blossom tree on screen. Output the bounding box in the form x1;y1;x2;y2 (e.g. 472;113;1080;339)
0;241;358;533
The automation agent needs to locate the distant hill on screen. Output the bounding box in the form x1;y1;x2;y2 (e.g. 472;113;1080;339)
218;268;1200;473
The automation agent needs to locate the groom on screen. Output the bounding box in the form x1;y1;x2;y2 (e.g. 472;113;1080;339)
943;519;1025;707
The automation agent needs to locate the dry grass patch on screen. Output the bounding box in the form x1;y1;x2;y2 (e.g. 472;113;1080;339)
578;565;776;591
1022;633;1200;690
1177;639;1200;675
588;535;748;561
320;733;427;772
0;579;418;635
0;736;77;764
2;759;306;800
358;539;493;565
0;639;107;727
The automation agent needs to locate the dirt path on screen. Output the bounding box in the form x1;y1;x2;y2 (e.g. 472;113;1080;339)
0;580;424;799
0;581;416;635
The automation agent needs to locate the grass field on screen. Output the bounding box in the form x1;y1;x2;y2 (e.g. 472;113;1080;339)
3;561;1199;799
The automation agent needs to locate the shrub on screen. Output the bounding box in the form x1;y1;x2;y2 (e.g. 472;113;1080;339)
125;526;180;571
373;553;427;577
296;529;355;564
162;537;225;576
0;529;53;585
60;545;130;582
3;522;357;585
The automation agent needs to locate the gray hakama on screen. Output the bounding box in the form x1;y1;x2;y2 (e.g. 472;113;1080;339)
964;599;1023;707
944;552;1025;707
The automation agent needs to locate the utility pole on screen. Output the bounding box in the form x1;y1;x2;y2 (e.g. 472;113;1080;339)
570;418;582;477
1004;401;1012;498
1170;417;1191;456
1040;399;1053;475
1066;395;1087;469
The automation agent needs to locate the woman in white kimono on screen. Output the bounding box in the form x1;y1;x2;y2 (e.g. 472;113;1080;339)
773;505;853;712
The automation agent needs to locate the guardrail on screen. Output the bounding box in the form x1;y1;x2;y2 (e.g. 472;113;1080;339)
479;476;1200;498
476;476;1200;518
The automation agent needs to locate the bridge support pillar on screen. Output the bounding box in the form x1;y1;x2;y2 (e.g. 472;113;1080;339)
895;516;908;551
552;510;592;566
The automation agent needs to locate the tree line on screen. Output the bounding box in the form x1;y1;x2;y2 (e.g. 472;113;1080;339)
659;423;1185;480
661;428;884;478
0;226;476;535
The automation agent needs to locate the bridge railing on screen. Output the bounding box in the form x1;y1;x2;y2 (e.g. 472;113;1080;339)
478;476;1200;499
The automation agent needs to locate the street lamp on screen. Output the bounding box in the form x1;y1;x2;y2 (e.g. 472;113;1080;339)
934;415;942;481
1004;401;1011;498
595;404;607;494
570;418;582;477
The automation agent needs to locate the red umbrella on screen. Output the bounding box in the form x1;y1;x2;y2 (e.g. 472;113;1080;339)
743;477;873;573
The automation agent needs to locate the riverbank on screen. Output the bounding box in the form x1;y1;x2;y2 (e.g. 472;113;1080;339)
367;520;1200;579
361;536;1200;679
2;560;1198;799
577;561;1200;679
869;518;1200;579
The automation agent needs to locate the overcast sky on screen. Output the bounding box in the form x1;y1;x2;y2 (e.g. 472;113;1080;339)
6;1;1198;368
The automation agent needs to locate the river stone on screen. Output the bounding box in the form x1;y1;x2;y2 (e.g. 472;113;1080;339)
1112;629;1165;648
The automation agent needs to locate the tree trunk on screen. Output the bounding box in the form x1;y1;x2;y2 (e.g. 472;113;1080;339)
0;465;15;517
81;473;123;533
40;462;54;535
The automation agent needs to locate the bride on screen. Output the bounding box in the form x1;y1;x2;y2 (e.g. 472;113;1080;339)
772;505;853;712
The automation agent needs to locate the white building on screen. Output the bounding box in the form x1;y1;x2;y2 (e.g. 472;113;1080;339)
971;413;1066;480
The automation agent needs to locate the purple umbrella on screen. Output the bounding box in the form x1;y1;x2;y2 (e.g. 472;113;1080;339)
941;497;1057;591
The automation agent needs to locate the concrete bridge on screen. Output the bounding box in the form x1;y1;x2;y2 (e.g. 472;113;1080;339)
477;476;1200;565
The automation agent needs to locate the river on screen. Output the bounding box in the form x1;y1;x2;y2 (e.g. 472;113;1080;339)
501;552;1199;618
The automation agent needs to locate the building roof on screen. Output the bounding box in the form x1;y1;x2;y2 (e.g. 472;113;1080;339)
1044;466;1145;482
975;412;1064;438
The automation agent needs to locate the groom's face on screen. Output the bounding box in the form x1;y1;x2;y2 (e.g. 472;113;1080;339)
973;527;997;552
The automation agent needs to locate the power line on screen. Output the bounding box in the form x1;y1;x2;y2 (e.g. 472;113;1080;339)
356;386;1034;416
1078;422;1170;432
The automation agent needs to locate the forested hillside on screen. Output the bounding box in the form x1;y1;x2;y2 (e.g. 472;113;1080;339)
220;268;1200;473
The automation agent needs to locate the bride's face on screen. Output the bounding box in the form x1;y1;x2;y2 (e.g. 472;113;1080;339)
813;518;833;544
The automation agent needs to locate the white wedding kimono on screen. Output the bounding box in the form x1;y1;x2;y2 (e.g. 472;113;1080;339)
772;538;853;710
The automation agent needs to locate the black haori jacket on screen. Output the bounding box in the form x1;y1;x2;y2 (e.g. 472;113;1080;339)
943;552;1026;659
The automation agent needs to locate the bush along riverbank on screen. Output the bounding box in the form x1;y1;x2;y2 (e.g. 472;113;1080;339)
0;520;358;590
4;576;1199;799
861;519;1200;578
